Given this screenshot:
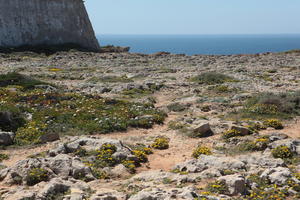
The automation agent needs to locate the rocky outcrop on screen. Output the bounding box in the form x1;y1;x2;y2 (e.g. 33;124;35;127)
0;0;100;51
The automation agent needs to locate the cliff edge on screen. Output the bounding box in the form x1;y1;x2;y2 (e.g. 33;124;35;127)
0;0;100;51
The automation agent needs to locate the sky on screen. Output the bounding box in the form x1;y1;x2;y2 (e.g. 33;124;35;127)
85;0;300;35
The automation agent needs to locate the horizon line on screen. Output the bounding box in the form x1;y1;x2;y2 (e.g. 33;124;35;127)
96;33;300;36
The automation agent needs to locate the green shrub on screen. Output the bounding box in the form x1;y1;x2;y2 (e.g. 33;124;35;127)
132;150;148;163
192;146;212;158
272;145;293;159
167;103;189;112
206;180;229;194
0;72;48;90
151;137;169;150
25;168;49;186
222;129;243;139
95;143;118;168
263;119;284;129
0;153;9;162
240;92;300;120
14;121;46;145
189;72;237;85
0;105;26;132
0;90;166;145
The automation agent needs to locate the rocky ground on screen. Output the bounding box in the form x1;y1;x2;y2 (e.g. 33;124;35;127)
0;50;300;200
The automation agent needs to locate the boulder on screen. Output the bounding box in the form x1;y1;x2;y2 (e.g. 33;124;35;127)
173;155;245;173
0;131;14;146
260;167;292;185
190;123;214;138
218;175;247;195
39;132;60;143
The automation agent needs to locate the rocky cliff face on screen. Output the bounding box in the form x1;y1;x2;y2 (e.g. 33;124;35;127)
0;0;100;51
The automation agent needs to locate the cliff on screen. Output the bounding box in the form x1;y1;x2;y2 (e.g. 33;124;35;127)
0;0;100;51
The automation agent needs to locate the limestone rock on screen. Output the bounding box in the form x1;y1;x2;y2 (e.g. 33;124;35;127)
260;167;292;185
0;131;14;146
0;0;100;51
218;175;247;195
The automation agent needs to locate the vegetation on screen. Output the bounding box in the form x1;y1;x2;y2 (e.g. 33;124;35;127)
0;153;9;162
263;119;284;129
206;180;229;195
222;129;243;139
0;86;166;145
229;92;300;120
88;75;133;83
272;145;294;159
25;168;49;186
189;72;237;85
0;72;48;90
192;146;212;158
151;137;169;150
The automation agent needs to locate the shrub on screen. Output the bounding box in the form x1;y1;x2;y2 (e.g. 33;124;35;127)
151;137;169;150
206;180;229;194
272;145;293;159
167;103;189;112
95;143;118;167
192;146;212;158
0;105;26;132
132;150;148;163
122;160;137;173
241;92;300;119
25;168;49;186
0;153;9;162
222;129;243;139
90;168;108;179
14;121;46;145
0;72;48;90
189;72;237;85
263;119;284;129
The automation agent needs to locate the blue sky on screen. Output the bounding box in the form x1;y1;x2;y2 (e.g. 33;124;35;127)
85;0;300;35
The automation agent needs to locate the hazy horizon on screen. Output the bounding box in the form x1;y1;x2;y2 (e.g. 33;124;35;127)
85;0;300;35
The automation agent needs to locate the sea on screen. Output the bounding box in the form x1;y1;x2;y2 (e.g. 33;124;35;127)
97;34;300;55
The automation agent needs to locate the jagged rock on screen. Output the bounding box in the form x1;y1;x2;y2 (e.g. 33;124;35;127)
0;131;14;146
109;164;131;178
128;187;199;200
268;132;289;142
0;0;100;51
90;190;127;200
238;153;285;168
39;132;60;143
260;167;292;185
173;155;245;173
218;175;247;195
190;123;214;138
49;137;131;156
269;139;300;155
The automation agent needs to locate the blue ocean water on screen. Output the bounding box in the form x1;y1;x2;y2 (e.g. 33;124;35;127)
97;34;300;55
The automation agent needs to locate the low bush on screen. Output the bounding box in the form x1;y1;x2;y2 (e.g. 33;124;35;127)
151;137;169;150
222;129;243;139
272;145;294;159
0;72;48;90
25;168;49;186
0;153;9;162
230;91;300;120
206;180;229;195
192;146;212;158
189;72;237;85
263;119;284;129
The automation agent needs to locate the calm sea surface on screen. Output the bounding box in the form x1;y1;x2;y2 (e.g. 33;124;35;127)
97;34;300;55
